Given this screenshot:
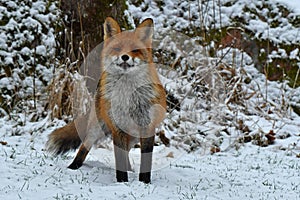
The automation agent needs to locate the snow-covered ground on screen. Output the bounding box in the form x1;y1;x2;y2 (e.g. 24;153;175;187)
1;0;300;199
0;117;299;200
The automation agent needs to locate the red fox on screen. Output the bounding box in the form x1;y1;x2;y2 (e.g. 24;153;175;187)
46;17;166;183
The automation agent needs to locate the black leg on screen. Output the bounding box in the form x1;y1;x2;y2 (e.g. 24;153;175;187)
116;170;128;182
68;158;83;170
68;145;89;170
139;172;151;184
113;140;129;182
139;136;154;183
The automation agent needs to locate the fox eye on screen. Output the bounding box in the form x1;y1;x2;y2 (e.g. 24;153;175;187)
113;47;121;52
131;49;140;53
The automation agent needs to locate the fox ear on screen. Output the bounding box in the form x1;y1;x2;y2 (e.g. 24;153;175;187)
103;17;121;40
135;18;154;44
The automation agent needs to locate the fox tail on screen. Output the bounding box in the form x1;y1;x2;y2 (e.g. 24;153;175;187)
46;115;88;155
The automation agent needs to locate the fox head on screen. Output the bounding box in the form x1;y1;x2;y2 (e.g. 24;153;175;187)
101;17;154;74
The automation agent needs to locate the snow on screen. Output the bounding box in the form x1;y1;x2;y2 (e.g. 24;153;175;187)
36;45;47;56
0;0;300;199
290;48;299;59
0;118;299;199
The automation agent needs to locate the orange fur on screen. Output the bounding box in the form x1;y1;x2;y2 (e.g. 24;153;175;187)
46;17;166;183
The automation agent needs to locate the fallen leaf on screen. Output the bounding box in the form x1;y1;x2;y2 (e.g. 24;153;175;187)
166;152;174;158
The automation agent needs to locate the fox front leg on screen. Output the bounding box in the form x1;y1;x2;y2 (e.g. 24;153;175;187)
139;135;155;183
112;133;131;182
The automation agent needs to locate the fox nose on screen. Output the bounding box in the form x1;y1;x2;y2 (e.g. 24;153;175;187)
121;54;129;62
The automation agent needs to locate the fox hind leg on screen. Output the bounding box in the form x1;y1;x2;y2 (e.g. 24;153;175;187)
68;116;105;170
68;144;89;169
68;130;97;170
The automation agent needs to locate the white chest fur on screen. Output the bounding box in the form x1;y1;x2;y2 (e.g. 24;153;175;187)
104;68;156;135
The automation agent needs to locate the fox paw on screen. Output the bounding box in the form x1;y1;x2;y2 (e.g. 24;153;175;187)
68;161;82;170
